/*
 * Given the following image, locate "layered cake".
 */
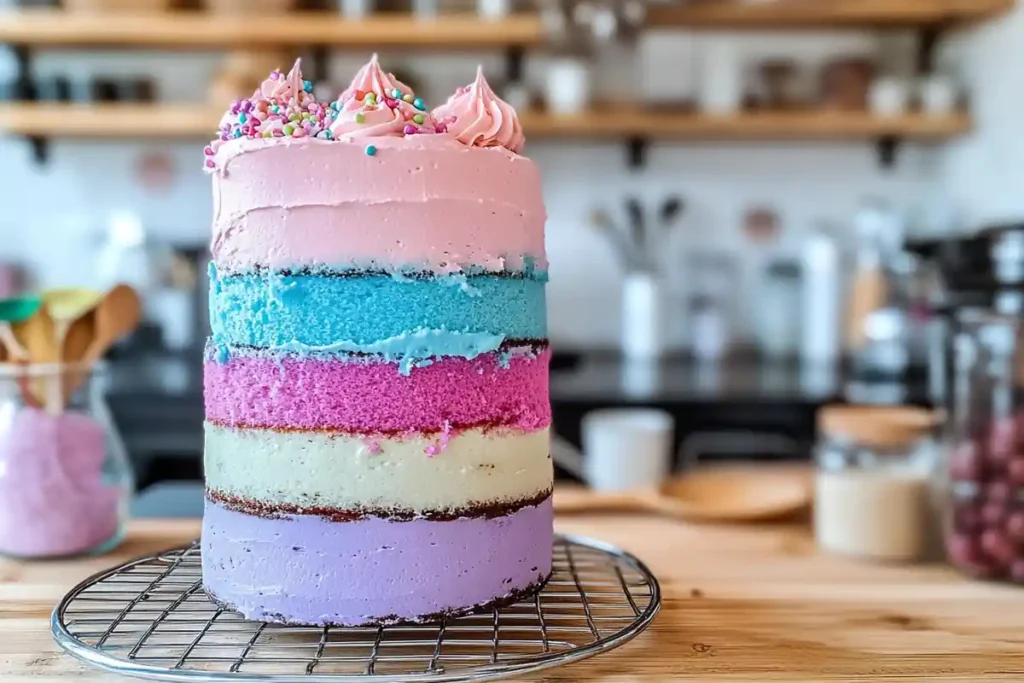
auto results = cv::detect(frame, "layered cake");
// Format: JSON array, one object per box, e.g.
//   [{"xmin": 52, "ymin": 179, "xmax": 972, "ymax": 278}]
[{"xmin": 201, "ymin": 56, "xmax": 552, "ymax": 626}]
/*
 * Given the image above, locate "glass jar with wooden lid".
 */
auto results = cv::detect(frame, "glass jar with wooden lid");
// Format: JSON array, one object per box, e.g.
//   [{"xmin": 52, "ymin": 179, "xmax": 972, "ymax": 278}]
[{"xmin": 815, "ymin": 405, "xmax": 940, "ymax": 562}]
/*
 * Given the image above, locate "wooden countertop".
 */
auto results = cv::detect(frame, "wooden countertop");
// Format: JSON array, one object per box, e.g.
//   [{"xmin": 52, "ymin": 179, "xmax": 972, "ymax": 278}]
[{"xmin": 4, "ymin": 508, "xmax": 1024, "ymax": 681}]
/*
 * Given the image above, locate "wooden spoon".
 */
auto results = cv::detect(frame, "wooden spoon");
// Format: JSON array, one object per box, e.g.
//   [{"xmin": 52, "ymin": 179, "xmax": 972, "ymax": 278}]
[
  {"xmin": 82, "ymin": 284, "xmax": 141, "ymax": 363},
  {"xmin": 43, "ymin": 287, "xmax": 104, "ymax": 358},
  {"xmin": 60, "ymin": 285, "xmax": 142, "ymax": 402},
  {"xmin": 11, "ymin": 305, "xmax": 60, "ymax": 412},
  {"xmin": 61, "ymin": 310, "xmax": 97, "ymax": 405},
  {"xmin": 554, "ymin": 465, "xmax": 813, "ymax": 522}
]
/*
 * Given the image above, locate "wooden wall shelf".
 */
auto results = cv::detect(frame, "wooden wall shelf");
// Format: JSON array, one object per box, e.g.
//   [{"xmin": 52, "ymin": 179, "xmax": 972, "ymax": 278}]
[
  {"xmin": 0, "ymin": 10, "xmax": 545, "ymax": 49},
  {"xmin": 0, "ymin": 1, "xmax": 1013, "ymax": 49},
  {"xmin": 0, "ymin": 103, "xmax": 973, "ymax": 142},
  {"xmin": 647, "ymin": 0, "xmax": 1013, "ymax": 29}
]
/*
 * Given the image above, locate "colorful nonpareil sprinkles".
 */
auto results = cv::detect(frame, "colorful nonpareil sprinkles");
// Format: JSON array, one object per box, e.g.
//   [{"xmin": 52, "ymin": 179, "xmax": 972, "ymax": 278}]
[
  {"xmin": 206, "ymin": 60, "xmax": 338, "ymax": 168},
  {"xmin": 206, "ymin": 56, "xmax": 468, "ymax": 171}
]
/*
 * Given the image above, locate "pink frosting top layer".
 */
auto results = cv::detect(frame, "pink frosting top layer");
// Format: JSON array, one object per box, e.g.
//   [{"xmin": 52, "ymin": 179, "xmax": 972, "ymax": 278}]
[
  {"xmin": 211, "ymin": 136, "xmax": 547, "ymax": 274},
  {"xmin": 204, "ymin": 348, "xmax": 551, "ymax": 434}
]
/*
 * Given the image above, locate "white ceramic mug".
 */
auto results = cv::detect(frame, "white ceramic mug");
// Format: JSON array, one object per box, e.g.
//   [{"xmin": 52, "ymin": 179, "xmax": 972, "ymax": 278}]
[
  {"xmin": 918, "ymin": 75, "xmax": 958, "ymax": 116},
  {"xmin": 554, "ymin": 409, "xmax": 674, "ymax": 491},
  {"xmin": 546, "ymin": 58, "xmax": 590, "ymax": 115},
  {"xmin": 698, "ymin": 36, "xmax": 743, "ymax": 116},
  {"xmin": 868, "ymin": 77, "xmax": 909, "ymax": 116}
]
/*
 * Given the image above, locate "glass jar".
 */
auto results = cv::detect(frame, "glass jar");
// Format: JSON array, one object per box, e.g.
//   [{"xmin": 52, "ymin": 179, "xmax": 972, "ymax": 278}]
[
  {"xmin": 946, "ymin": 310, "xmax": 1024, "ymax": 582},
  {"xmin": 814, "ymin": 405, "xmax": 939, "ymax": 562},
  {"xmin": 0, "ymin": 362, "xmax": 132, "ymax": 558}
]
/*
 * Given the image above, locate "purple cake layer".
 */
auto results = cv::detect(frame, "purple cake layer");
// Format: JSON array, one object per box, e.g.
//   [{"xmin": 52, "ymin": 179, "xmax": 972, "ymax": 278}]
[
  {"xmin": 204, "ymin": 347, "xmax": 551, "ymax": 433},
  {"xmin": 201, "ymin": 495, "xmax": 553, "ymax": 626}
]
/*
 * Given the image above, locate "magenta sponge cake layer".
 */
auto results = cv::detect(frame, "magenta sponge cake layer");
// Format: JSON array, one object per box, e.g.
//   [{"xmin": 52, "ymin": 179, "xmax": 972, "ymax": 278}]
[
  {"xmin": 202, "ymin": 495, "xmax": 553, "ymax": 626},
  {"xmin": 204, "ymin": 346, "xmax": 550, "ymax": 433}
]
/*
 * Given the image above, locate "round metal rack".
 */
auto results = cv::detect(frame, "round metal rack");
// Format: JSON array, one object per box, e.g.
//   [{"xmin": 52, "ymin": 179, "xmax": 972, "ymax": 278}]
[{"xmin": 52, "ymin": 534, "xmax": 661, "ymax": 682}]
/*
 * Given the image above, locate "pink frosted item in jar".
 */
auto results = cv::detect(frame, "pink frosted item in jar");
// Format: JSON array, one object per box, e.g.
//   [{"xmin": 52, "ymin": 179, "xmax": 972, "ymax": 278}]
[{"xmin": 0, "ymin": 408, "xmax": 123, "ymax": 557}]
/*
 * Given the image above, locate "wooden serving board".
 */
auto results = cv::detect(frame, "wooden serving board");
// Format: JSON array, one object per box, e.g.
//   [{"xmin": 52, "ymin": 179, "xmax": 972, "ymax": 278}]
[{"xmin": 3, "ymin": 499, "xmax": 1024, "ymax": 681}]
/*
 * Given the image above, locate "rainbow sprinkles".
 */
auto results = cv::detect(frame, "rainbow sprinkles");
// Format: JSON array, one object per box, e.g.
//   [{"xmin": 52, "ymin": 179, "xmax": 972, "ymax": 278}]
[{"xmin": 205, "ymin": 55, "xmax": 523, "ymax": 171}]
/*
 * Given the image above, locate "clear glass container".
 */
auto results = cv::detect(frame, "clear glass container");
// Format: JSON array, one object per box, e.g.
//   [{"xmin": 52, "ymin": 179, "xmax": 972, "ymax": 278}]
[
  {"xmin": 814, "ymin": 405, "xmax": 938, "ymax": 562},
  {"xmin": 946, "ymin": 310, "xmax": 1024, "ymax": 582},
  {"xmin": 0, "ymin": 362, "xmax": 132, "ymax": 558}
]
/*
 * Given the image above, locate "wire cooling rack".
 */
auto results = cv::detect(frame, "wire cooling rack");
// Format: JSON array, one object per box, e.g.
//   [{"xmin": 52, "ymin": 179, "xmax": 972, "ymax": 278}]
[{"xmin": 52, "ymin": 534, "xmax": 660, "ymax": 682}]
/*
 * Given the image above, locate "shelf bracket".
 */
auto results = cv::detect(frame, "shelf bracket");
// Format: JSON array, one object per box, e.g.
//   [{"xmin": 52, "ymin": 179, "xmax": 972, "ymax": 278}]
[
  {"xmin": 917, "ymin": 26, "xmax": 940, "ymax": 75},
  {"xmin": 876, "ymin": 136, "xmax": 899, "ymax": 169},
  {"xmin": 309, "ymin": 46, "xmax": 329, "ymax": 84},
  {"xmin": 627, "ymin": 137, "xmax": 648, "ymax": 170},
  {"xmin": 28, "ymin": 137, "xmax": 50, "ymax": 165},
  {"xmin": 504, "ymin": 46, "xmax": 525, "ymax": 86},
  {"xmin": 12, "ymin": 45, "xmax": 50, "ymax": 165}
]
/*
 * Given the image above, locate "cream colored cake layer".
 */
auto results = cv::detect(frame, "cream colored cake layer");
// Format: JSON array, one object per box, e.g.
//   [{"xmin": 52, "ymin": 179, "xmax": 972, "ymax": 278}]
[{"xmin": 204, "ymin": 424, "xmax": 552, "ymax": 512}]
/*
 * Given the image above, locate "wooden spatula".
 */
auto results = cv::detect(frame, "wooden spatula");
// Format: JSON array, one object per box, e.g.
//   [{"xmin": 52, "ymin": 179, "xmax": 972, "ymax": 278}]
[
  {"xmin": 11, "ymin": 305, "xmax": 60, "ymax": 412},
  {"xmin": 83, "ymin": 284, "xmax": 141, "ymax": 363}
]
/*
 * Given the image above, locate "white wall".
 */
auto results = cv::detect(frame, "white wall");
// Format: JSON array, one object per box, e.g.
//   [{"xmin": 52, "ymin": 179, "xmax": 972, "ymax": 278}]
[
  {"xmin": 938, "ymin": 1, "xmax": 1024, "ymax": 227},
  {"xmin": 0, "ymin": 28, "xmax": 967, "ymax": 349}
]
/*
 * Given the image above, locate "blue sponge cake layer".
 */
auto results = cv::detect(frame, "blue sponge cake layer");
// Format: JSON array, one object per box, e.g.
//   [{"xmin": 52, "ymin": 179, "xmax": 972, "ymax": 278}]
[{"xmin": 209, "ymin": 266, "xmax": 547, "ymax": 352}]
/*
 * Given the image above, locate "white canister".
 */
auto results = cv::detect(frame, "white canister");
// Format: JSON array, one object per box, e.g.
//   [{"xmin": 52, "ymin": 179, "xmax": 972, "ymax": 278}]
[
  {"xmin": 868, "ymin": 77, "xmax": 910, "ymax": 116},
  {"xmin": 411, "ymin": 0, "xmax": 438, "ymax": 20},
  {"xmin": 697, "ymin": 36, "xmax": 743, "ymax": 116},
  {"xmin": 340, "ymin": 0, "xmax": 373, "ymax": 19},
  {"xmin": 918, "ymin": 75, "xmax": 958, "ymax": 116},
  {"xmin": 477, "ymin": 0, "xmax": 510, "ymax": 21},
  {"xmin": 545, "ymin": 58, "xmax": 590, "ymax": 115},
  {"xmin": 581, "ymin": 409, "xmax": 674, "ymax": 491},
  {"xmin": 622, "ymin": 273, "xmax": 664, "ymax": 360}
]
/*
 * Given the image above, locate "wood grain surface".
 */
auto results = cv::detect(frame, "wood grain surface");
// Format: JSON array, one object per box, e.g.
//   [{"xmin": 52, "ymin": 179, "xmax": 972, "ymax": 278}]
[{"xmin": 3, "ymin": 504, "xmax": 1024, "ymax": 682}]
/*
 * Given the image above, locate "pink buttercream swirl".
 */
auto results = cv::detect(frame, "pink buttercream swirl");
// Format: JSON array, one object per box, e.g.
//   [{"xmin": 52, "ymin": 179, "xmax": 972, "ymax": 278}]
[
  {"xmin": 205, "ymin": 58, "xmax": 336, "ymax": 171},
  {"xmin": 330, "ymin": 54, "xmax": 440, "ymax": 140},
  {"xmin": 432, "ymin": 66, "xmax": 525, "ymax": 154}
]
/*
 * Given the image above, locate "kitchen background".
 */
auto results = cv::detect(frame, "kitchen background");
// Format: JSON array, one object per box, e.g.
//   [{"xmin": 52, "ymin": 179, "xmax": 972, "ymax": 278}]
[{"xmin": 0, "ymin": 0, "xmax": 1022, "ymax": 539}]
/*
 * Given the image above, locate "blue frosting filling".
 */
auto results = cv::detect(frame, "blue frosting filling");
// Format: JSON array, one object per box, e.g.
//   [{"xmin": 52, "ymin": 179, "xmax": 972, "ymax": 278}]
[{"xmin": 209, "ymin": 265, "xmax": 546, "ymax": 362}]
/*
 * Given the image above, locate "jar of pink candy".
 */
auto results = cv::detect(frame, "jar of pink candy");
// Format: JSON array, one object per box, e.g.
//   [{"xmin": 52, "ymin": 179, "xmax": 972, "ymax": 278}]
[
  {"xmin": 946, "ymin": 309, "xmax": 1024, "ymax": 582},
  {"xmin": 0, "ymin": 362, "xmax": 132, "ymax": 558}
]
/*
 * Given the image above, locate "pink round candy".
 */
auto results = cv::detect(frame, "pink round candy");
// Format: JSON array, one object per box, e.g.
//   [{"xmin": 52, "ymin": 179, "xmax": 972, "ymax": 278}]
[
  {"xmin": 981, "ymin": 529, "xmax": 1015, "ymax": 566},
  {"xmin": 1006, "ymin": 511, "xmax": 1024, "ymax": 543},
  {"xmin": 988, "ymin": 481, "xmax": 1013, "ymax": 504},
  {"xmin": 203, "ymin": 146, "xmax": 213, "ymax": 156},
  {"xmin": 954, "ymin": 503, "xmax": 983, "ymax": 533},
  {"xmin": 292, "ymin": 127, "xmax": 306, "ymax": 138},
  {"xmin": 947, "ymin": 533, "xmax": 982, "ymax": 567},
  {"xmin": 989, "ymin": 419, "xmax": 1016, "ymax": 462},
  {"xmin": 205, "ymin": 159, "xmax": 215, "ymax": 168},
  {"xmin": 981, "ymin": 501, "xmax": 1008, "ymax": 527},
  {"xmin": 950, "ymin": 443, "xmax": 983, "ymax": 482},
  {"xmin": 1008, "ymin": 458, "xmax": 1024, "ymax": 486},
  {"xmin": 403, "ymin": 124, "xmax": 417, "ymax": 135}
]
